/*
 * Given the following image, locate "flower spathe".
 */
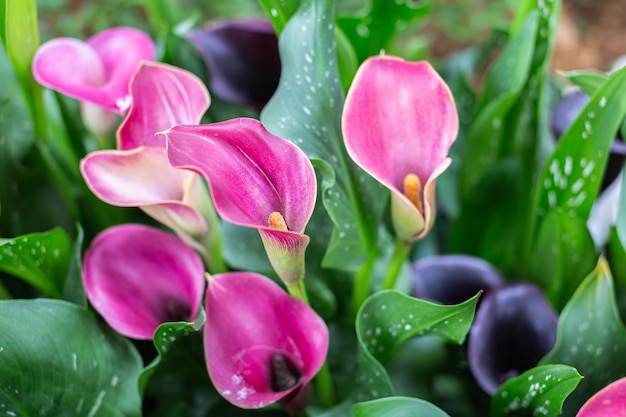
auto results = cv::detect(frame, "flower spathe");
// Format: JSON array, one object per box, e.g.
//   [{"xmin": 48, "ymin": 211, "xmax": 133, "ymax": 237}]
[
  {"xmin": 82, "ymin": 224, "xmax": 205, "ymax": 340},
  {"xmin": 165, "ymin": 118, "xmax": 317, "ymax": 285},
  {"xmin": 32, "ymin": 27, "xmax": 156, "ymax": 113},
  {"xmin": 342, "ymin": 55, "xmax": 459, "ymax": 241},
  {"xmin": 81, "ymin": 62, "xmax": 212, "ymax": 245},
  {"xmin": 204, "ymin": 272, "xmax": 328, "ymax": 412},
  {"xmin": 577, "ymin": 376, "xmax": 626, "ymax": 417}
]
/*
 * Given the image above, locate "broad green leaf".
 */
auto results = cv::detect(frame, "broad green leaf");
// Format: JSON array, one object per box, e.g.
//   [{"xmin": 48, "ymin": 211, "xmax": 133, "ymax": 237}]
[
  {"xmin": 532, "ymin": 66, "xmax": 626, "ymax": 237},
  {"xmin": 352, "ymin": 290, "xmax": 478, "ymax": 402},
  {"xmin": 529, "ymin": 209, "xmax": 597, "ymax": 311},
  {"xmin": 5, "ymin": 0, "xmax": 45, "ymax": 139},
  {"xmin": 459, "ymin": 12, "xmax": 537, "ymax": 196},
  {"xmin": 354, "ymin": 396, "xmax": 450, "ymax": 417},
  {"xmin": 0, "ymin": 299, "xmax": 142, "ymax": 416},
  {"xmin": 257, "ymin": 0, "xmax": 300, "ymax": 35},
  {"xmin": 560, "ymin": 70, "xmax": 608, "ymax": 96},
  {"xmin": 0, "ymin": 228, "xmax": 71, "ymax": 297},
  {"xmin": 491, "ymin": 365, "xmax": 582, "ymax": 417},
  {"xmin": 221, "ymin": 221, "xmax": 274, "ymax": 273},
  {"xmin": 261, "ymin": 0, "xmax": 386, "ymax": 271},
  {"xmin": 140, "ymin": 322, "xmax": 219, "ymax": 414},
  {"xmin": 540, "ymin": 258, "xmax": 626, "ymax": 415}
]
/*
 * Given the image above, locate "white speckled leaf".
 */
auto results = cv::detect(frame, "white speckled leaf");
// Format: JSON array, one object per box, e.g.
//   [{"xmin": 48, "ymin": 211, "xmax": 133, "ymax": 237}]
[
  {"xmin": 491, "ymin": 365, "xmax": 582, "ymax": 417},
  {"xmin": 352, "ymin": 290, "xmax": 478, "ymax": 402},
  {"xmin": 540, "ymin": 258, "xmax": 626, "ymax": 415}
]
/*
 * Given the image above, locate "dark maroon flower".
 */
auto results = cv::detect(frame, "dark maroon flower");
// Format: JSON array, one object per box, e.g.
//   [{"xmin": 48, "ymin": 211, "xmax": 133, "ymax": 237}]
[
  {"xmin": 187, "ymin": 19, "xmax": 281, "ymax": 110},
  {"xmin": 468, "ymin": 282, "xmax": 558, "ymax": 395},
  {"xmin": 411, "ymin": 254, "xmax": 503, "ymax": 305}
]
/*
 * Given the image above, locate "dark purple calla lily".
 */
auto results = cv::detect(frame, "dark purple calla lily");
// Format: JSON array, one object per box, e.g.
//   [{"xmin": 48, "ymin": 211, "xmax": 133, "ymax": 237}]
[
  {"xmin": 577, "ymin": 376, "xmax": 626, "ymax": 416},
  {"xmin": 187, "ymin": 19, "xmax": 280, "ymax": 110},
  {"xmin": 551, "ymin": 90, "xmax": 626, "ymax": 190},
  {"xmin": 83, "ymin": 224, "xmax": 206, "ymax": 340},
  {"xmin": 411, "ymin": 254, "xmax": 503, "ymax": 305},
  {"xmin": 468, "ymin": 283, "xmax": 558, "ymax": 395},
  {"xmin": 204, "ymin": 272, "xmax": 328, "ymax": 413}
]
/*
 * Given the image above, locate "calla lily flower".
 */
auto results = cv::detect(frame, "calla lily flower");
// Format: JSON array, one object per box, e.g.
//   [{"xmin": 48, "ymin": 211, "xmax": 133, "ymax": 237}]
[
  {"xmin": 83, "ymin": 224, "xmax": 205, "ymax": 340},
  {"xmin": 342, "ymin": 55, "xmax": 459, "ymax": 241},
  {"xmin": 187, "ymin": 19, "xmax": 281, "ymax": 110},
  {"xmin": 577, "ymin": 376, "xmax": 626, "ymax": 417},
  {"xmin": 81, "ymin": 62, "xmax": 212, "ymax": 249},
  {"xmin": 204, "ymin": 272, "xmax": 328, "ymax": 413},
  {"xmin": 411, "ymin": 254, "xmax": 503, "ymax": 305},
  {"xmin": 32, "ymin": 27, "xmax": 155, "ymax": 113},
  {"xmin": 468, "ymin": 283, "xmax": 558, "ymax": 395},
  {"xmin": 165, "ymin": 117, "xmax": 317, "ymax": 285}
]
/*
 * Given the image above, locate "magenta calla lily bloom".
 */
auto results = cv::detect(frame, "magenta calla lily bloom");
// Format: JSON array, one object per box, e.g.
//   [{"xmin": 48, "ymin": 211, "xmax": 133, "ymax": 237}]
[
  {"xmin": 342, "ymin": 55, "xmax": 459, "ymax": 241},
  {"xmin": 204, "ymin": 272, "xmax": 328, "ymax": 412},
  {"xmin": 577, "ymin": 377, "xmax": 626, "ymax": 416},
  {"xmin": 83, "ymin": 224, "xmax": 205, "ymax": 340},
  {"xmin": 32, "ymin": 27, "xmax": 155, "ymax": 113},
  {"xmin": 165, "ymin": 117, "xmax": 317, "ymax": 285},
  {"xmin": 81, "ymin": 62, "xmax": 212, "ymax": 247}
]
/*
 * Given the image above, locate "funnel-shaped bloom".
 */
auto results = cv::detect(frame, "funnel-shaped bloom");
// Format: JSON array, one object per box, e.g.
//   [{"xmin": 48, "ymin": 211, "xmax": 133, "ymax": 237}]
[
  {"xmin": 411, "ymin": 254, "xmax": 503, "ymax": 305},
  {"xmin": 81, "ymin": 62, "xmax": 212, "ymax": 247},
  {"xmin": 187, "ymin": 19, "xmax": 280, "ymax": 110},
  {"xmin": 468, "ymin": 283, "xmax": 558, "ymax": 395},
  {"xmin": 342, "ymin": 56, "xmax": 458, "ymax": 241},
  {"xmin": 577, "ymin": 376, "xmax": 626, "ymax": 417},
  {"xmin": 83, "ymin": 224, "xmax": 205, "ymax": 340},
  {"xmin": 165, "ymin": 118, "xmax": 317, "ymax": 285},
  {"xmin": 204, "ymin": 272, "xmax": 328, "ymax": 412},
  {"xmin": 32, "ymin": 27, "xmax": 155, "ymax": 113}
]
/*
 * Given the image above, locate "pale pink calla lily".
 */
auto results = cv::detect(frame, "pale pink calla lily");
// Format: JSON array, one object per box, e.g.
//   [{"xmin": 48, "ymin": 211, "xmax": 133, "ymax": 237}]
[
  {"xmin": 342, "ymin": 55, "xmax": 458, "ymax": 241},
  {"xmin": 81, "ymin": 62, "xmax": 212, "ymax": 249},
  {"xmin": 32, "ymin": 27, "xmax": 155, "ymax": 113},
  {"xmin": 204, "ymin": 272, "xmax": 328, "ymax": 412},
  {"xmin": 165, "ymin": 118, "xmax": 317, "ymax": 285},
  {"xmin": 83, "ymin": 224, "xmax": 205, "ymax": 340}
]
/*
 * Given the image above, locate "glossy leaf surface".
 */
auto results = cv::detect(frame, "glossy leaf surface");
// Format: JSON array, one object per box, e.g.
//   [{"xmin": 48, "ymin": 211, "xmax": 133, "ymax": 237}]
[
  {"xmin": 0, "ymin": 299, "xmax": 142, "ymax": 416},
  {"xmin": 354, "ymin": 396, "xmax": 450, "ymax": 417}
]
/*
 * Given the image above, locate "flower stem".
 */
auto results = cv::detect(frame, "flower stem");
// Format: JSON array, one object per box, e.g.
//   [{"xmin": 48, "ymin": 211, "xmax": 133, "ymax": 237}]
[
  {"xmin": 351, "ymin": 254, "xmax": 377, "ymax": 317},
  {"xmin": 380, "ymin": 239, "xmax": 413, "ymax": 290},
  {"xmin": 286, "ymin": 280, "xmax": 309, "ymax": 305}
]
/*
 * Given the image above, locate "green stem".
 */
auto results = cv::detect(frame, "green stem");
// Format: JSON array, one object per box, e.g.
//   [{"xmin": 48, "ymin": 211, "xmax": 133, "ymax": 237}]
[
  {"xmin": 380, "ymin": 239, "xmax": 413, "ymax": 291},
  {"xmin": 286, "ymin": 280, "xmax": 309, "ymax": 305},
  {"xmin": 351, "ymin": 253, "xmax": 376, "ymax": 318}
]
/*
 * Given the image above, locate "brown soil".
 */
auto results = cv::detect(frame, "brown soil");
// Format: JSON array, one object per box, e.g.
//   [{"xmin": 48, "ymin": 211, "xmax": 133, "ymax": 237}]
[{"xmin": 552, "ymin": 0, "xmax": 626, "ymax": 72}]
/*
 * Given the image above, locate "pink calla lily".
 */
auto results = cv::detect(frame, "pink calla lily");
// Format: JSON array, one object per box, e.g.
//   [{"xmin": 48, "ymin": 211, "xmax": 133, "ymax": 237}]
[
  {"xmin": 83, "ymin": 224, "xmax": 205, "ymax": 340},
  {"xmin": 32, "ymin": 27, "xmax": 155, "ymax": 113},
  {"xmin": 577, "ymin": 376, "xmax": 626, "ymax": 416},
  {"xmin": 204, "ymin": 272, "xmax": 328, "ymax": 412},
  {"xmin": 81, "ymin": 62, "xmax": 212, "ymax": 247},
  {"xmin": 165, "ymin": 117, "xmax": 317, "ymax": 285},
  {"xmin": 342, "ymin": 55, "xmax": 459, "ymax": 241}
]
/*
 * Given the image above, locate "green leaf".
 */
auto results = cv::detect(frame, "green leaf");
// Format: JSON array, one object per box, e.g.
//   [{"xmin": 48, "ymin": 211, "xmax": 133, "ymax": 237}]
[
  {"xmin": 560, "ymin": 70, "xmax": 608, "ymax": 96},
  {"xmin": 257, "ymin": 0, "xmax": 300, "ymax": 35},
  {"xmin": 0, "ymin": 228, "xmax": 71, "ymax": 297},
  {"xmin": 0, "ymin": 299, "xmax": 142, "ymax": 416},
  {"xmin": 529, "ymin": 209, "xmax": 597, "ymax": 311},
  {"xmin": 140, "ymin": 322, "xmax": 219, "ymax": 414},
  {"xmin": 532, "ymin": 66, "xmax": 626, "ymax": 234},
  {"xmin": 540, "ymin": 258, "xmax": 626, "ymax": 414},
  {"xmin": 5, "ymin": 0, "xmax": 45, "ymax": 139},
  {"xmin": 352, "ymin": 290, "xmax": 479, "ymax": 402},
  {"xmin": 459, "ymin": 12, "xmax": 538, "ymax": 196},
  {"xmin": 261, "ymin": 0, "xmax": 386, "ymax": 271},
  {"xmin": 491, "ymin": 365, "xmax": 582, "ymax": 417},
  {"xmin": 337, "ymin": 0, "xmax": 431, "ymax": 62},
  {"xmin": 354, "ymin": 396, "xmax": 450, "ymax": 417}
]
